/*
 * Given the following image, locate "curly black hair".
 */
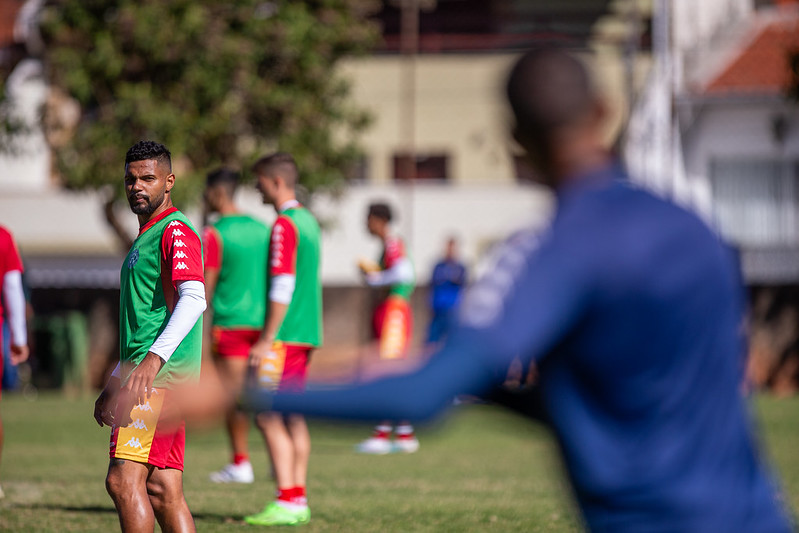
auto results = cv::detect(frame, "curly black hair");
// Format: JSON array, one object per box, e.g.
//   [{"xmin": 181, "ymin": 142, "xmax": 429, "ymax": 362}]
[{"xmin": 125, "ymin": 140, "xmax": 172, "ymax": 171}]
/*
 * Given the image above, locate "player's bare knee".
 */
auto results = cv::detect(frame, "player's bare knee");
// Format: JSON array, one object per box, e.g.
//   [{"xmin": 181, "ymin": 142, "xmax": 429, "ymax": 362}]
[
  {"xmin": 255, "ymin": 411, "xmax": 277, "ymax": 431},
  {"xmin": 146, "ymin": 479, "xmax": 173, "ymax": 510},
  {"xmin": 105, "ymin": 466, "xmax": 134, "ymax": 501}
]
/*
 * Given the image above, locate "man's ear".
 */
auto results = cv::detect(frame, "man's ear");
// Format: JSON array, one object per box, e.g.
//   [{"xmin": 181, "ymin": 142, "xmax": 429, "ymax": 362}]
[{"xmin": 165, "ymin": 173, "xmax": 176, "ymax": 193}]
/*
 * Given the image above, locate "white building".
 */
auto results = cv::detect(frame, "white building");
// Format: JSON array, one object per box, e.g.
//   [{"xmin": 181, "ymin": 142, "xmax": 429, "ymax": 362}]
[{"xmin": 626, "ymin": 0, "xmax": 799, "ymax": 282}]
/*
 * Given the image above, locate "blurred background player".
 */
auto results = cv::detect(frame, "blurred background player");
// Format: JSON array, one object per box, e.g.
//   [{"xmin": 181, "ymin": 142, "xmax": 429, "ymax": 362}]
[
  {"xmin": 426, "ymin": 237, "xmax": 467, "ymax": 345},
  {"xmin": 261, "ymin": 48, "xmax": 794, "ymax": 532},
  {"xmin": 245, "ymin": 153, "xmax": 322, "ymax": 526},
  {"xmin": 93, "ymin": 140, "xmax": 205, "ymax": 533},
  {"xmin": 203, "ymin": 168, "xmax": 270, "ymax": 484},
  {"xmin": 356, "ymin": 203, "xmax": 418, "ymax": 455},
  {"xmin": 0, "ymin": 225, "xmax": 29, "ymax": 499}
]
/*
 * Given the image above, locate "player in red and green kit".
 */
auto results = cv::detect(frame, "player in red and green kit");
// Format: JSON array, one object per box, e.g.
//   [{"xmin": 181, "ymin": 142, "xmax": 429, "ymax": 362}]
[
  {"xmin": 93, "ymin": 141, "xmax": 206, "ymax": 533},
  {"xmin": 203, "ymin": 168, "xmax": 270, "ymax": 484},
  {"xmin": 245, "ymin": 152, "xmax": 322, "ymax": 527},
  {"xmin": 356, "ymin": 202, "xmax": 419, "ymax": 455},
  {"xmin": 0, "ymin": 225, "xmax": 29, "ymax": 500}
]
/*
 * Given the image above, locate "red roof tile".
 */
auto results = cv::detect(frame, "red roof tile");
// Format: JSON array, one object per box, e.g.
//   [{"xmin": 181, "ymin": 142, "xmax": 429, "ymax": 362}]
[{"xmin": 706, "ymin": 16, "xmax": 799, "ymax": 95}]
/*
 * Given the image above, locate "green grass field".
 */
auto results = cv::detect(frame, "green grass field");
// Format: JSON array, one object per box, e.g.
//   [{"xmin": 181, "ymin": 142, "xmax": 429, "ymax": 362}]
[{"xmin": 0, "ymin": 393, "xmax": 796, "ymax": 532}]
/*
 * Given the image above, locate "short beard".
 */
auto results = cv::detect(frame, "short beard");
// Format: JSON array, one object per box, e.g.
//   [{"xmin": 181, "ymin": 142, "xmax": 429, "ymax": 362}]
[{"xmin": 129, "ymin": 190, "xmax": 165, "ymax": 216}]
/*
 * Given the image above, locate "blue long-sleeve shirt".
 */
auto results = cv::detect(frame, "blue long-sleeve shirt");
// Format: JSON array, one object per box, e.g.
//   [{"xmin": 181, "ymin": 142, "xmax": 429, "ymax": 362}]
[
  {"xmin": 430, "ymin": 259, "xmax": 467, "ymax": 312},
  {"xmin": 272, "ymin": 163, "xmax": 792, "ymax": 532}
]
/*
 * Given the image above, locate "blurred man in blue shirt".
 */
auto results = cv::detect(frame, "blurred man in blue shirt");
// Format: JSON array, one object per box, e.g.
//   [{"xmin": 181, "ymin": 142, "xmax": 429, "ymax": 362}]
[
  {"xmin": 427, "ymin": 237, "xmax": 467, "ymax": 344},
  {"xmin": 250, "ymin": 47, "xmax": 795, "ymax": 532}
]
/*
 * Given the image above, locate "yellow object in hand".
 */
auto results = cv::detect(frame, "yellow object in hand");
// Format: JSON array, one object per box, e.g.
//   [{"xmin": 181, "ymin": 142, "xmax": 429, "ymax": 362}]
[{"xmin": 358, "ymin": 258, "xmax": 381, "ymax": 273}]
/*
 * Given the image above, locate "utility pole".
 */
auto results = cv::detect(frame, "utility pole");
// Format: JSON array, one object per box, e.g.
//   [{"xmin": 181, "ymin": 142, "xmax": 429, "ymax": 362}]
[{"xmin": 399, "ymin": 0, "xmax": 419, "ymax": 182}]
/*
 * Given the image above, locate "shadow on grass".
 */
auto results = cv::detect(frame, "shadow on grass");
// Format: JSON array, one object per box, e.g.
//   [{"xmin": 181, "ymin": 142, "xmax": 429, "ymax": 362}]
[{"xmin": 15, "ymin": 503, "xmax": 245, "ymax": 524}]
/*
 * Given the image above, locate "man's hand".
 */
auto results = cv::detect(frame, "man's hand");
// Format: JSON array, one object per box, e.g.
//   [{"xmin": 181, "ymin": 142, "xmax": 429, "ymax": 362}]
[
  {"xmin": 358, "ymin": 258, "xmax": 380, "ymax": 274},
  {"xmin": 248, "ymin": 338, "xmax": 274, "ymax": 370},
  {"xmin": 118, "ymin": 352, "xmax": 164, "ymax": 422},
  {"xmin": 9, "ymin": 344, "xmax": 29, "ymax": 365},
  {"xmin": 93, "ymin": 377, "xmax": 121, "ymax": 427},
  {"xmin": 113, "ymin": 352, "xmax": 163, "ymax": 427}
]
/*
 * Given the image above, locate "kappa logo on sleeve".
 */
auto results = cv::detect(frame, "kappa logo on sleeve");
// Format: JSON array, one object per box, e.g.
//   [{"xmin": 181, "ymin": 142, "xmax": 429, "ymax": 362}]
[
  {"xmin": 174, "ymin": 239, "xmax": 186, "ymax": 248},
  {"xmin": 175, "ymin": 262, "xmax": 189, "ymax": 270},
  {"xmin": 172, "ymin": 228, "xmax": 185, "ymax": 237},
  {"xmin": 459, "ymin": 228, "xmax": 542, "ymax": 329},
  {"xmin": 168, "ymin": 221, "xmax": 182, "ymax": 227},
  {"xmin": 174, "ymin": 250, "xmax": 187, "ymax": 259}
]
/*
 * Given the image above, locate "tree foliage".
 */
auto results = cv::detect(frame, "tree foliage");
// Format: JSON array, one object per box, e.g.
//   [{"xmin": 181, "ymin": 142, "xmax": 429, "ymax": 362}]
[{"xmin": 38, "ymin": 0, "xmax": 379, "ymax": 205}]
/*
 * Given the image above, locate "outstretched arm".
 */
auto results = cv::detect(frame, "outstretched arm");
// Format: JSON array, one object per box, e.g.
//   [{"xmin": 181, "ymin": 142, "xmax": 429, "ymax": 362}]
[
  {"xmin": 268, "ymin": 337, "xmax": 500, "ymax": 422},
  {"xmin": 266, "ymin": 226, "xmax": 591, "ymax": 423}
]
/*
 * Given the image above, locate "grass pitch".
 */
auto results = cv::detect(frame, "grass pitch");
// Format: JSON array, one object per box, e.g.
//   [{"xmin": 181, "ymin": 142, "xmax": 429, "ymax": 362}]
[{"xmin": 0, "ymin": 392, "xmax": 796, "ymax": 532}]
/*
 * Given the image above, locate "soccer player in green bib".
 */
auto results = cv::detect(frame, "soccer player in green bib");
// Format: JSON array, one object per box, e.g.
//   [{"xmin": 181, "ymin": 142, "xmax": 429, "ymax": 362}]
[
  {"xmin": 245, "ymin": 152, "xmax": 322, "ymax": 526},
  {"xmin": 93, "ymin": 141, "xmax": 206, "ymax": 533},
  {"xmin": 202, "ymin": 168, "xmax": 271, "ymax": 484}
]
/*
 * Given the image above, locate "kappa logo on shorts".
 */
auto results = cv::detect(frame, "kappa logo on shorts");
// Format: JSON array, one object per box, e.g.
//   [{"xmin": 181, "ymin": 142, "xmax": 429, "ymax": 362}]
[
  {"xmin": 129, "ymin": 418, "xmax": 148, "ymax": 431},
  {"xmin": 133, "ymin": 401, "xmax": 154, "ymax": 413},
  {"xmin": 128, "ymin": 248, "xmax": 140, "ymax": 269},
  {"xmin": 123, "ymin": 437, "xmax": 143, "ymax": 449}
]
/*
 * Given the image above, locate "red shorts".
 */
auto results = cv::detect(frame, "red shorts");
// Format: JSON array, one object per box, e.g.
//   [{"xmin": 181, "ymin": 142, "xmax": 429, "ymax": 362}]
[
  {"xmin": 256, "ymin": 341, "xmax": 312, "ymax": 393},
  {"xmin": 373, "ymin": 296, "xmax": 413, "ymax": 360},
  {"xmin": 212, "ymin": 327, "xmax": 261, "ymax": 358},
  {"xmin": 109, "ymin": 387, "xmax": 185, "ymax": 470}
]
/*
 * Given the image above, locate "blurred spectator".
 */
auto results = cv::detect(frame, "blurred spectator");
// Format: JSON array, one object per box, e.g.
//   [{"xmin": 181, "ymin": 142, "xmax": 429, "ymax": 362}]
[{"xmin": 427, "ymin": 237, "xmax": 467, "ymax": 345}]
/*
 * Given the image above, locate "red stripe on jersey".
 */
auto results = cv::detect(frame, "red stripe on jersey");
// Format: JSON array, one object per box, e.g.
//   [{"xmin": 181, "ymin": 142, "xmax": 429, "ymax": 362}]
[
  {"xmin": 138, "ymin": 207, "xmax": 179, "ymax": 236},
  {"xmin": 269, "ymin": 216, "xmax": 298, "ymax": 276},
  {"xmin": 160, "ymin": 220, "xmax": 204, "ymax": 311},
  {"xmin": 202, "ymin": 226, "xmax": 222, "ymax": 269},
  {"xmin": 383, "ymin": 236, "xmax": 406, "ymax": 269}
]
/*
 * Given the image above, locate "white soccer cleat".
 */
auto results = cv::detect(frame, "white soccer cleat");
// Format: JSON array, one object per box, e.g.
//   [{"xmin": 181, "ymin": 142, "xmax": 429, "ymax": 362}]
[
  {"xmin": 209, "ymin": 461, "xmax": 254, "ymax": 483},
  {"xmin": 356, "ymin": 437, "xmax": 393, "ymax": 455},
  {"xmin": 393, "ymin": 438, "xmax": 420, "ymax": 454}
]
